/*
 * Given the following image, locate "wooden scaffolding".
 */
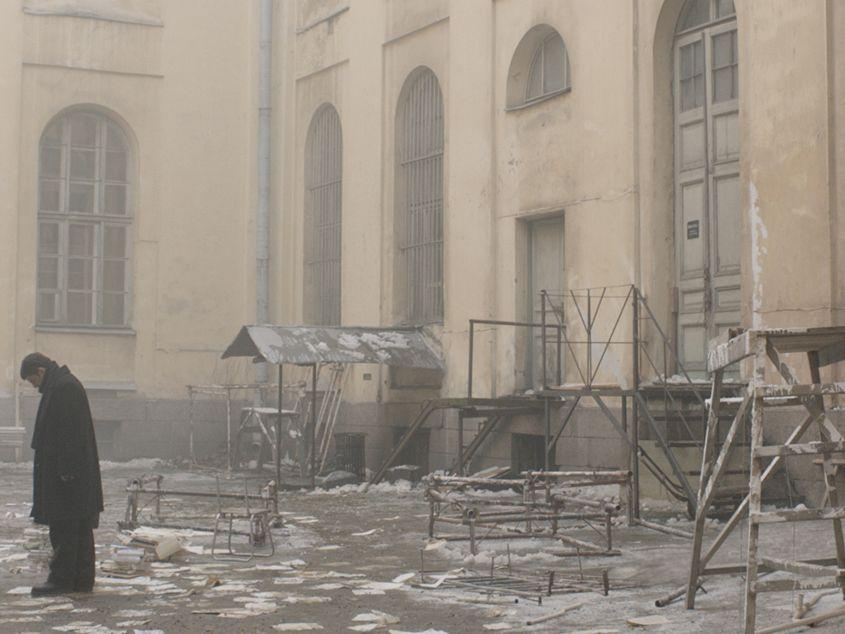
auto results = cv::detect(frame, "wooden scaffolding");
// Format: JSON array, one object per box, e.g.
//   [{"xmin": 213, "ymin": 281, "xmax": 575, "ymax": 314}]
[{"xmin": 685, "ymin": 327, "xmax": 845, "ymax": 633}]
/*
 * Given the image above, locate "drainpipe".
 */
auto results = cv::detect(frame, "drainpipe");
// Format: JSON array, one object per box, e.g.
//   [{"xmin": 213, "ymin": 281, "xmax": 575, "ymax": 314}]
[{"xmin": 256, "ymin": 0, "xmax": 273, "ymax": 387}]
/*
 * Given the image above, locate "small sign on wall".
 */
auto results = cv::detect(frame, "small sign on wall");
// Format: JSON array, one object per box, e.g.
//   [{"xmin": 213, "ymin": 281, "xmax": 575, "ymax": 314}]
[{"xmin": 687, "ymin": 220, "xmax": 700, "ymax": 240}]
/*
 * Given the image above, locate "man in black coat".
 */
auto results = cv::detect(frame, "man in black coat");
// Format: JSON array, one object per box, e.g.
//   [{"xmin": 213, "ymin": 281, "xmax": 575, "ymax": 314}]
[{"xmin": 20, "ymin": 353, "xmax": 104, "ymax": 596}]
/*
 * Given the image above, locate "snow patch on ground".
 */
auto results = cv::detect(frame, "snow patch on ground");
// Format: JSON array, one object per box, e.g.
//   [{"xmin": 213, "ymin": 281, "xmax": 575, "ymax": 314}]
[
  {"xmin": 308, "ymin": 480, "xmax": 416, "ymax": 496},
  {"xmin": 100, "ymin": 458, "xmax": 165, "ymax": 470}
]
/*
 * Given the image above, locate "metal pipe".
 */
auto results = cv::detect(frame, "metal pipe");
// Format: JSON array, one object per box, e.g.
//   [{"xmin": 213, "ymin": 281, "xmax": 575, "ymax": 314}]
[
  {"xmin": 586, "ymin": 289, "xmax": 592, "ymax": 387},
  {"xmin": 276, "ymin": 364, "xmax": 283, "ymax": 495},
  {"xmin": 467, "ymin": 320, "xmax": 475, "ymax": 398},
  {"xmin": 457, "ymin": 410, "xmax": 464, "ymax": 477},
  {"xmin": 311, "ymin": 363, "xmax": 317, "ymax": 487},
  {"xmin": 631, "ymin": 286, "xmax": 641, "ymax": 519},
  {"xmin": 541, "ymin": 291, "xmax": 548, "ymax": 389},
  {"xmin": 188, "ymin": 388, "xmax": 195, "ymax": 465},
  {"xmin": 544, "ymin": 396, "xmax": 551, "ymax": 471},
  {"xmin": 255, "ymin": 0, "xmax": 273, "ymax": 386},
  {"xmin": 470, "ymin": 318, "xmax": 560, "ymax": 329},
  {"xmin": 556, "ymin": 324, "xmax": 562, "ymax": 386},
  {"xmin": 126, "ymin": 487, "xmax": 272, "ymax": 502},
  {"xmin": 225, "ymin": 388, "xmax": 232, "ymax": 473}
]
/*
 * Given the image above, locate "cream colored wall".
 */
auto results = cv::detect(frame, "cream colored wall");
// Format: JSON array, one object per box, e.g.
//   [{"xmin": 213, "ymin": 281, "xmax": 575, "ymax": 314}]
[
  {"xmin": 833, "ymin": 0, "xmax": 845, "ymax": 341},
  {"xmin": 4, "ymin": 0, "xmax": 843, "ymax": 432},
  {"xmin": 3, "ymin": 0, "xmax": 259, "ymax": 403},
  {"xmin": 493, "ymin": 0, "xmax": 637, "ymax": 395},
  {"xmin": 278, "ymin": 0, "xmax": 843, "ymax": 404},
  {"xmin": 739, "ymin": 0, "xmax": 833, "ymax": 331},
  {"xmin": 0, "ymin": 2, "xmax": 24, "ymax": 401}
]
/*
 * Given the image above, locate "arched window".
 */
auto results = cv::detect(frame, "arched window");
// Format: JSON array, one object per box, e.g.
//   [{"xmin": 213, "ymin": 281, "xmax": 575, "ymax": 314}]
[
  {"xmin": 304, "ymin": 104, "xmax": 343, "ymax": 326},
  {"xmin": 678, "ymin": 0, "xmax": 735, "ymax": 32},
  {"xmin": 397, "ymin": 68, "xmax": 444, "ymax": 324},
  {"xmin": 526, "ymin": 32, "xmax": 569, "ymax": 102},
  {"xmin": 37, "ymin": 110, "xmax": 132, "ymax": 327},
  {"xmin": 673, "ymin": 0, "xmax": 739, "ymax": 373},
  {"xmin": 507, "ymin": 25, "xmax": 570, "ymax": 109}
]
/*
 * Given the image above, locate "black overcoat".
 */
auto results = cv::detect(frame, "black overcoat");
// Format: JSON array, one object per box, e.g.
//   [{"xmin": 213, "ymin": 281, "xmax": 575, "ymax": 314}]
[{"xmin": 31, "ymin": 363, "xmax": 104, "ymax": 527}]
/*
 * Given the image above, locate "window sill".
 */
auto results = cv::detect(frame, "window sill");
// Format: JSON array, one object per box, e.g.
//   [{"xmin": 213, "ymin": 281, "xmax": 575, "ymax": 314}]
[
  {"xmin": 505, "ymin": 87, "xmax": 571, "ymax": 112},
  {"xmin": 35, "ymin": 324, "xmax": 136, "ymax": 337}
]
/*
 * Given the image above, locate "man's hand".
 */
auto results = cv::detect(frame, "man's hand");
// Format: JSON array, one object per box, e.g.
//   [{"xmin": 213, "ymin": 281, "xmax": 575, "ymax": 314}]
[{"xmin": 59, "ymin": 474, "xmax": 76, "ymax": 483}]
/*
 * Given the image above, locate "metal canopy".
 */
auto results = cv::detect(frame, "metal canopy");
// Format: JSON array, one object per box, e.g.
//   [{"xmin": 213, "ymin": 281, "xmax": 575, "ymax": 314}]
[{"xmin": 221, "ymin": 325, "xmax": 444, "ymax": 370}]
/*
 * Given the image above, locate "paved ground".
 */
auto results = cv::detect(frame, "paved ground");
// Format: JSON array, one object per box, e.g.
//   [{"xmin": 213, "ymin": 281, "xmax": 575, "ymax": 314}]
[{"xmin": 1, "ymin": 460, "xmax": 844, "ymax": 633}]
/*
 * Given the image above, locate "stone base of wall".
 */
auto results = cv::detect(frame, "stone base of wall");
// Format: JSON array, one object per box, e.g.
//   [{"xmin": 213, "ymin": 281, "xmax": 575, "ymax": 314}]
[
  {"xmin": 0, "ymin": 392, "xmax": 240, "ymax": 463},
  {"xmin": 3, "ymin": 391, "xmax": 840, "ymax": 508}
]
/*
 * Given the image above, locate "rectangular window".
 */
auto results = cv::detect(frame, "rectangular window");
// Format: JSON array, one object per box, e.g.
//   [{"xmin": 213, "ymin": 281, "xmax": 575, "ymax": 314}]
[
  {"xmin": 680, "ymin": 40, "xmax": 705, "ymax": 112},
  {"xmin": 712, "ymin": 30, "xmax": 738, "ymax": 103},
  {"xmin": 37, "ymin": 112, "xmax": 132, "ymax": 328}
]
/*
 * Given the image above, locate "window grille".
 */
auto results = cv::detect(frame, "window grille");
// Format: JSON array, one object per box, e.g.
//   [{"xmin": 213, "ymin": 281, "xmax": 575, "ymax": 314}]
[
  {"xmin": 37, "ymin": 111, "xmax": 131, "ymax": 327},
  {"xmin": 398, "ymin": 69, "xmax": 444, "ymax": 324},
  {"xmin": 304, "ymin": 105, "xmax": 342, "ymax": 325}
]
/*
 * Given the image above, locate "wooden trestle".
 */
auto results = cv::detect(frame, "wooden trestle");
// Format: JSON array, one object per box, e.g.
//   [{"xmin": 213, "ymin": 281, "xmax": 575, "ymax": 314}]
[{"xmin": 684, "ymin": 327, "xmax": 845, "ymax": 633}]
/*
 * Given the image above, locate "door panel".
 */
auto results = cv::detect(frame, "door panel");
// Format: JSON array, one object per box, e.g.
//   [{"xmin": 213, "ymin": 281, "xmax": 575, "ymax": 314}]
[
  {"xmin": 674, "ymin": 15, "xmax": 740, "ymax": 375},
  {"xmin": 713, "ymin": 174, "xmax": 740, "ymax": 272},
  {"xmin": 680, "ymin": 121, "xmax": 706, "ymax": 168},
  {"xmin": 713, "ymin": 112, "xmax": 739, "ymax": 161},
  {"xmin": 680, "ymin": 180, "xmax": 706, "ymax": 276},
  {"xmin": 528, "ymin": 216, "xmax": 565, "ymax": 389}
]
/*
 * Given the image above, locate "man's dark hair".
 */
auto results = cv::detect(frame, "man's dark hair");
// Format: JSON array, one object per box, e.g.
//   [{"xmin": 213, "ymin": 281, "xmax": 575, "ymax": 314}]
[{"xmin": 20, "ymin": 352, "xmax": 52, "ymax": 380}]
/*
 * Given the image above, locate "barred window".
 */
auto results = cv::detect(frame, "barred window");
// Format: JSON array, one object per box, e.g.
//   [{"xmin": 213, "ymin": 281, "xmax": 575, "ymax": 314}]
[
  {"xmin": 303, "ymin": 104, "xmax": 343, "ymax": 326},
  {"xmin": 398, "ymin": 68, "xmax": 444, "ymax": 324},
  {"xmin": 37, "ymin": 111, "xmax": 132, "ymax": 327}
]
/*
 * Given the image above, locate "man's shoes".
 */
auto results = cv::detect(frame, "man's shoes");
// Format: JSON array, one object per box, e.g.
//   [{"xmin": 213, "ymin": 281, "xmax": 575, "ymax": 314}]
[{"xmin": 31, "ymin": 581, "xmax": 73, "ymax": 596}]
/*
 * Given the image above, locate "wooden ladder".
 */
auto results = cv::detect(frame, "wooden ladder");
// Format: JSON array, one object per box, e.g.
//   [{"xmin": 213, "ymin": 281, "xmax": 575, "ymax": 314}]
[{"xmin": 684, "ymin": 328, "xmax": 845, "ymax": 633}]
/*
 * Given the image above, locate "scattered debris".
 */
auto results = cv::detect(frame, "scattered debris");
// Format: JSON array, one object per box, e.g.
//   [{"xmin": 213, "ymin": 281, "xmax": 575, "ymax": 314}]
[
  {"xmin": 425, "ymin": 472, "xmax": 626, "ymax": 556},
  {"xmin": 351, "ymin": 529, "xmax": 381, "ymax": 537},
  {"xmin": 626, "ymin": 615, "xmax": 670, "ymax": 627},
  {"xmin": 525, "ymin": 600, "xmax": 587, "ymax": 625}
]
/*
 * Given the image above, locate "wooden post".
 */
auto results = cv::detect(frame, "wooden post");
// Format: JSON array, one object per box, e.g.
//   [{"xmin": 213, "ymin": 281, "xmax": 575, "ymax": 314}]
[
  {"xmin": 743, "ymin": 334, "xmax": 765, "ymax": 634},
  {"xmin": 809, "ymin": 351, "xmax": 845, "ymax": 599},
  {"xmin": 686, "ymin": 369, "xmax": 723, "ymax": 608}
]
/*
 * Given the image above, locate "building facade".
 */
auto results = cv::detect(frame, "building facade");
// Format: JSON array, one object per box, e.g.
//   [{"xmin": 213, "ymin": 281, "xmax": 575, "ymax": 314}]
[{"xmin": 2, "ymin": 1, "xmax": 843, "ymax": 495}]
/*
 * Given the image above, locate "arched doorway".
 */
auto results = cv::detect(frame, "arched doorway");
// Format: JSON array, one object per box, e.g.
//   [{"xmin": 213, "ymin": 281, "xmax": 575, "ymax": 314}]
[{"xmin": 673, "ymin": 0, "xmax": 740, "ymax": 374}]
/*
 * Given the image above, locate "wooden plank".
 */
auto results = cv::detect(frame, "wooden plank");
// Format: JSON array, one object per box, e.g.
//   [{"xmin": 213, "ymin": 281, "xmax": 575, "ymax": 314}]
[
  {"xmin": 752, "ymin": 577, "xmax": 841, "ymax": 593},
  {"xmin": 751, "ymin": 506, "xmax": 845, "ymax": 524},
  {"xmin": 686, "ymin": 369, "xmax": 724, "ymax": 608},
  {"xmin": 526, "ymin": 470, "xmax": 630, "ymax": 479},
  {"xmin": 700, "ymin": 393, "xmax": 751, "ymax": 511},
  {"xmin": 754, "ymin": 441, "xmax": 845, "ymax": 458},
  {"xmin": 766, "ymin": 342, "xmax": 844, "ymax": 443},
  {"xmin": 756, "ymin": 383, "xmax": 845, "ymax": 398},
  {"xmin": 817, "ymin": 341, "xmax": 845, "ymax": 367},
  {"xmin": 756, "ymin": 605, "xmax": 845, "ymax": 634},
  {"xmin": 708, "ymin": 330, "xmax": 753, "ymax": 372},
  {"xmin": 698, "ymin": 558, "xmax": 840, "ymax": 577},
  {"xmin": 758, "ymin": 557, "xmax": 839, "ymax": 578},
  {"xmin": 698, "ymin": 413, "xmax": 815, "ymax": 570}
]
